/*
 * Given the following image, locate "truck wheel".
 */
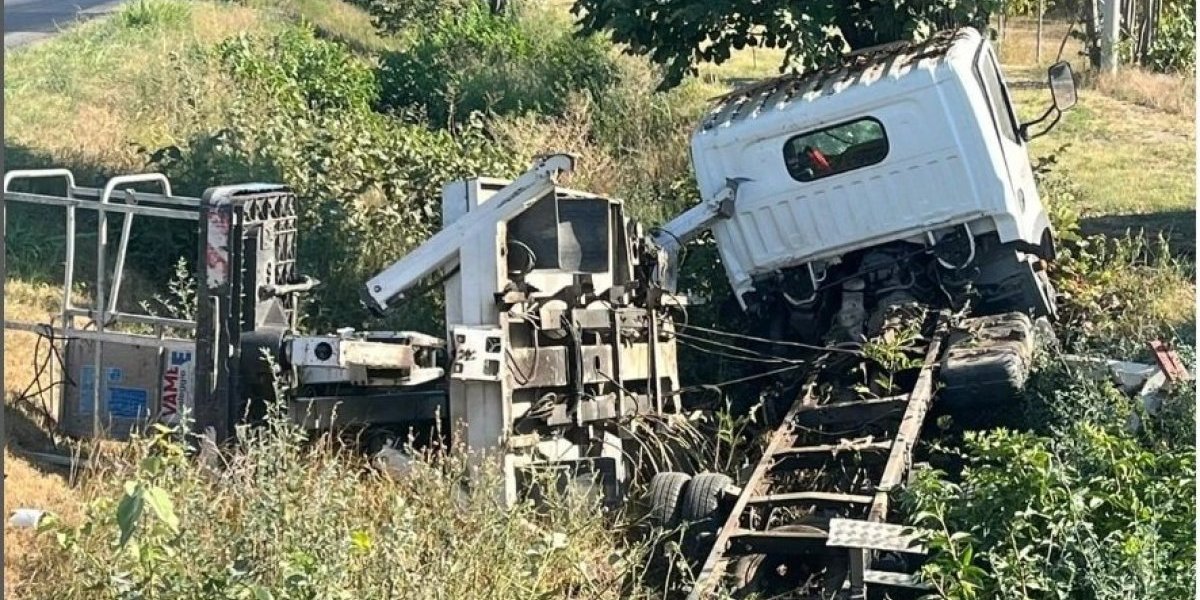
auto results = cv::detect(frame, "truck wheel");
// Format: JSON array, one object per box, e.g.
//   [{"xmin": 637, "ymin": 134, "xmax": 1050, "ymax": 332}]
[
  {"xmin": 730, "ymin": 554, "xmax": 769, "ymax": 598},
  {"xmin": 728, "ymin": 528, "xmax": 816, "ymax": 597},
  {"xmin": 680, "ymin": 472, "xmax": 734, "ymax": 558},
  {"xmin": 647, "ymin": 472, "xmax": 691, "ymax": 528},
  {"xmin": 680, "ymin": 472, "xmax": 734, "ymax": 523}
]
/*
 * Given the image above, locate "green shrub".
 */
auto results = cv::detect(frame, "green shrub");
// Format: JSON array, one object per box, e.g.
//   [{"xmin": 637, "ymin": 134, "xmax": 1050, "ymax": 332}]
[
  {"xmin": 352, "ymin": 0, "xmax": 475, "ymax": 34},
  {"xmin": 148, "ymin": 26, "xmax": 523, "ymax": 330},
  {"xmin": 1039, "ymin": 170, "xmax": 1194, "ymax": 356},
  {"xmin": 907, "ymin": 421, "xmax": 1195, "ymax": 599},
  {"xmin": 217, "ymin": 25, "xmax": 380, "ymax": 112},
  {"xmin": 1145, "ymin": 0, "xmax": 1196, "ymax": 73},
  {"xmin": 907, "ymin": 358, "xmax": 1196, "ymax": 599},
  {"xmin": 375, "ymin": 4, "xmax": 619, "ymax": 127},
  {"xmin": 118, "ymin": 0, "xmax": 192, "ymax": 30}
]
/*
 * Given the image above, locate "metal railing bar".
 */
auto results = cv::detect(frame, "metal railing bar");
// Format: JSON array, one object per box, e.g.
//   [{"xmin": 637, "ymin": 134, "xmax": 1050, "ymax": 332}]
[{"xmin": 3, "ymin": 191, "xmax": 200, "ymax": 220}]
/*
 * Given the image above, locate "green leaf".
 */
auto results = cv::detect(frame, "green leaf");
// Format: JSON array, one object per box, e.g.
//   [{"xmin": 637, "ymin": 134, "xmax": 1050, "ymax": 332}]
[
  {"xmin": 142, "ymin": 485, "xmax": 180, "ymax": 533},
  {"xmin": 350, "ymin": 530, "xmax": 372, "ymax": 552},
  {"xmin": 116, "ymin": 484, "xmax": 145, "ymax": 548}
]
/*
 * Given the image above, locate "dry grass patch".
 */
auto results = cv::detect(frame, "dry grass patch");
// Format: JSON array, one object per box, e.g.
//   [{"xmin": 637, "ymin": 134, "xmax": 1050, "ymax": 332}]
[
  {"xmin": 4, "ymin": 281, "xmax": 80, "ymax": 599},
  {"xmin": 4, "ymin": 452, "xmax": 82, "ymax": 599},
  {"xmin": 1085, "ymin": 68, "xmax": 1196, "ymax": 116},
  {"xmin": 4, "ymin": 1, "xmax": 256, "ymax": 176}
]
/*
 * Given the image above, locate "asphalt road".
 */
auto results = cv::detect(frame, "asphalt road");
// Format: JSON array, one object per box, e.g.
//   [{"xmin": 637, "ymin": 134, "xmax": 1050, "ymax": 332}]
[{"xmin": 5, "ymin": 0, "xmax": 122, "ymax": 47}]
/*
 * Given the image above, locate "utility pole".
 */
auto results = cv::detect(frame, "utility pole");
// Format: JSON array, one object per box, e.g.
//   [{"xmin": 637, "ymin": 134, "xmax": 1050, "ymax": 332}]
[{"xmin": 1101, "ymin": 0, "xmax": 1121, "ymax": 72}]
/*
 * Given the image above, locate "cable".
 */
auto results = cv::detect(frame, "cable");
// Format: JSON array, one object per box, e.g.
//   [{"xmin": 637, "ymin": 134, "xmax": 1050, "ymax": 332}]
[
  {"xmin": 676, "ymin": 322, "xmax": 864, "ymax": 355},
  {"xmin": 666, "ymin": 362, "xmax": 811, "ymax": 398},
  {"xmin": 672, "ymin": 331, "xmax": 806, "ymax": 365},
  {"xmin": 507, "ymin": 240, "xmax": 538, "ymax": 275},
  {"xmin": 662, "ymin": 290, "xmax": 690, "ymax": 329},
  {"xmin": 15, "ymin": 322, "xmax": 69, "ymax": 444},
  {"xmin": 677, "ymin": 339, "xmax": 803, "ymax": 366},
  {"xmin": 392, "ymin": 265, "xmax": 462, "ymax": 307}
]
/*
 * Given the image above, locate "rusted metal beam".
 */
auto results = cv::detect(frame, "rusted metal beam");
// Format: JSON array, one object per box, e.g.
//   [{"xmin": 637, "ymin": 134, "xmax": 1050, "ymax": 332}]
[
  {"xmin": 794, "ymin": 395, "xmax": 907, "ymax": 427},
  {"xmin": 686, "ymin": 369, "xmax": 822, "ymax": 599},
  {"xmin": 727, "ymin": 526, "xmax": 829, "ymax": 555},
  {"xmin": 867, "ymin": 312, "xmax": 948, "ymax": 523},
  {"xmin": 745, "ymin": 491, "xmax": 874, "ymax": 508},
  {"xmin": 1149, "ymin": 340, "xmax": 1191, "ymax": 383},
  {"xmin": 769, "ymin": 439, "xmax": 892, "ymax": 471}
]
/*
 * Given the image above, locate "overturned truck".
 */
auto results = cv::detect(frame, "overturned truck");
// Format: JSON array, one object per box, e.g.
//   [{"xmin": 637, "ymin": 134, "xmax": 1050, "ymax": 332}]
[{"xmin": 5, "ymin": 27, "xmax": 1077, "ymax": 598}]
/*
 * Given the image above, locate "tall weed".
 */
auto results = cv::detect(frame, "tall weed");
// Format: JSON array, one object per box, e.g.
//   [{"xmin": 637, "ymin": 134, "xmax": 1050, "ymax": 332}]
[{"xmin": 25, "ymin": 410, "xmax": 657, "ymax": 599}]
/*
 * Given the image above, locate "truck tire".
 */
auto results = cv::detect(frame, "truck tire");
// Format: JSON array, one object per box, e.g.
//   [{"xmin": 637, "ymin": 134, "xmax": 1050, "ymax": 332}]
[
  {"xmin": 680, "ymin": 472, "xmax": 734, "ymax": 523},
  {"xmin": 680, "ymin": 472, "xmax": 734, "ymax": 559},
  {"xmin": 647, "ymin": 472, "xmax": 691, "ymax": 528},
  {"xmin": 728, "ymin": 526, "xmax": 822, "ymax": 597},
  {"xmin": 730, "ymin": 554, "xmax": 770, "ymax": 598}
]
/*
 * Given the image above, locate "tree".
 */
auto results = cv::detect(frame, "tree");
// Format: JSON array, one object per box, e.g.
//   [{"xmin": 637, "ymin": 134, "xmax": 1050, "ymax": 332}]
[{"xmin": 572, "ymin": 0, "xmax": 1000, "ymax": 89}]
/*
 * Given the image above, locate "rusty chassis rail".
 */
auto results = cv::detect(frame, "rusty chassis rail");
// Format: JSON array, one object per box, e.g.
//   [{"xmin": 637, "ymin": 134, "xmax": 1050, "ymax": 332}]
[{"xmin": 688, "ymin": 310, "xmax": 950, "ymax": 599}]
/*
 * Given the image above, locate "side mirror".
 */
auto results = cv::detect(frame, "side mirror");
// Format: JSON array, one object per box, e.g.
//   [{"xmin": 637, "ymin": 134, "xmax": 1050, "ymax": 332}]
[
  {"xmin": 1048, "ymin": 61, "xmax": 1077, "ymax": 111},
  {"xmin": 1020, "ymin": 61, "xmax": 1077, "ymax": 141}
]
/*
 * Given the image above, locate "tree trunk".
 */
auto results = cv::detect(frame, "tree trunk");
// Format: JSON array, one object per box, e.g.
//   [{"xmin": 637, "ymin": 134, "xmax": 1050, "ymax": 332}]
[{"xmin": 1085, "ymin": 0, "xmax": 1104, "ymax": 67}]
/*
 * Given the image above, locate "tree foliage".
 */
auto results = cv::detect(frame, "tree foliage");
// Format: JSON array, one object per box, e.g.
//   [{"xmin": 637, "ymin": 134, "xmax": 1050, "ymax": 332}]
[{"xmin": 571, "ymin": 0, "xmax": 1000, "ymax": 89}]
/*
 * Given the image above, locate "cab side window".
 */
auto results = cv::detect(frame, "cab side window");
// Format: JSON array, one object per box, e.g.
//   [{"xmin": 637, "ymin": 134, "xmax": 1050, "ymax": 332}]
[
  {"xmin": 784, "ymin": 118, "xmax": 889, "ymax": 182},
  {"xmin": 978, "ymin": 50, "xmax": 1021, "ymax": 144}
]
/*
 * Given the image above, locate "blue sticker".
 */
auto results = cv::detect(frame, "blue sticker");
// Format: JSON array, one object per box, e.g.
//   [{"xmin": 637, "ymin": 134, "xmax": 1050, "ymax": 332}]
[
  {"xmin": 108, "ymin": 388, "xmax": 148, "ymax": 419},
  {"xmin": 79, "ymin": 366, "xmax": 95, "ymax": 415},
  {"xmin": 77, "ymin": 367, "xmax": 147, "ymax": 419}
]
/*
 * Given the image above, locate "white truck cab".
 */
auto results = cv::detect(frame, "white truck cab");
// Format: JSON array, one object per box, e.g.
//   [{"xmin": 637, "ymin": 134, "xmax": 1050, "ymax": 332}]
[{"xmin": 661, "ymin": 28, "xmax": 1077, "ymax": 342}]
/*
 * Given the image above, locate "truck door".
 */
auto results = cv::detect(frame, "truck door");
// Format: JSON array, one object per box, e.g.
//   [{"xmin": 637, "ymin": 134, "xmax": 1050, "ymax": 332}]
[{"xmin": 975, "ymin": 45, "xmax": 1038, "ymax": 219}]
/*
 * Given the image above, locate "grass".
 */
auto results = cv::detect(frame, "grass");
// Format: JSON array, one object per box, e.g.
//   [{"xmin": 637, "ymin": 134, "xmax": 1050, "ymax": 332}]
[
  {"xmin": 3, "ymin": 1, "xmax": 262, "ymax": 176},
  {"xmin": 247, "ymin": 0, "xmax": 400, "ymax": 53},
  {"xmin": 1086, "ymin": 68, "xmax": 1196, "ymax": 116},
  {"xmin": 998, "ymin": 17, "xmax": 1195, "ymax": 218},
  {"xmin": 1011, "ymin": 82, "xmax": 1196, "ymax": 216},
  {"xmin": 3, "ymin": 281, "xmax": 75, "ymax": 597}
]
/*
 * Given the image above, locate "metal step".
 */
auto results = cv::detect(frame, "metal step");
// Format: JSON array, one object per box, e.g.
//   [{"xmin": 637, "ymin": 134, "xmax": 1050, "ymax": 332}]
[
  {"xmin": 826, "ymin": 518, "xmax": 928, "ymax": 554},
  {"xmin": 745, "ymin": 491, "xmax": 874, "ymax": 508},
  {"xmin": 864, "ymin": 569, "xmax": 932, "ymax": 590}
]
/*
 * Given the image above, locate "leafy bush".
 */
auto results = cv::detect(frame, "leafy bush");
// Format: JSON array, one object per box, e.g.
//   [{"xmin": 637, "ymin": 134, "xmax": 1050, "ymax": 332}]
[
  {"xmin": 375, "ymin": 4, "xmax": 619, "ymax": 127},
  {"xmin": 27, "ymin": 411, "xmax": 655, "ymax": 599},
  {"xmin": 905, "ymin": 164, "xmax": 1197, "ymax": 599},
  {"xmin": 217, "ymin": 25, "xmax": 380, "ymax": 112},
  {"xmin": 1145, "ymin": 0, "xmax": 1196, "ymax": 73},
  {"xmin": 1039, "ymin": 170, "xmax": 1194, "ymax": 356},
  {"xmin": 118, "ymin": 0, "xmax": 192, "ymax": 30},
  {"xmin": 148, "ymin": 26, "xmax": 523, "ymax": 330},
  {"xmin": 908, "ymin": 352, "xmax": 1196, "ymax": 599},
  {"xmin": 351, "ymin": 0, "xmax": 475, "ymax": 34}
]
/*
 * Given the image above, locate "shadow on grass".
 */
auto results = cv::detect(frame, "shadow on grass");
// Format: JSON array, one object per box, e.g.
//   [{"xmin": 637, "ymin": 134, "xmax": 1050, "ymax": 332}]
[{"xmin": 1080, "ymin": 209, "xmax": 1197, "ymax": 259}]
